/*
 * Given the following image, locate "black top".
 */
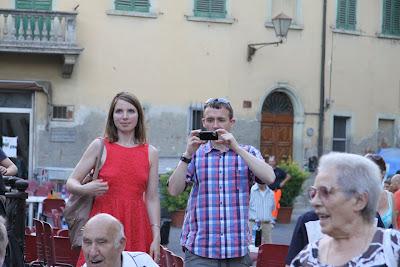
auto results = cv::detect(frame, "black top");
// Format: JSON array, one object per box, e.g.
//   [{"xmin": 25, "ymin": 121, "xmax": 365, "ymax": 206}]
[
  {"xmin": 268, "ymin": 167, "xmax": 287, "ymax": 190},
  {"xmin": 285, "ymin": 210, "xmax": 385, "ymax": 265}
]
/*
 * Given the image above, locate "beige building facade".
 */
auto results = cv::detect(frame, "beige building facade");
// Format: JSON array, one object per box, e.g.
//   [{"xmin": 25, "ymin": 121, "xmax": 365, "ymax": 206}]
[{"xmin": 0, "ymin": 0, "xmax": 399, "ymax": 180}]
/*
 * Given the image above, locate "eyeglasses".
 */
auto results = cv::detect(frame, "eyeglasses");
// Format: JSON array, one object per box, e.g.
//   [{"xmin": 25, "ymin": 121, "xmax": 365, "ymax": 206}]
[
  {"xmin": 307, "ymin": 185, "xmax": 341, "ymax": 201},
  {"xmin": 204, "ymin": 98, "xmax": 231, "ymax": 105}
]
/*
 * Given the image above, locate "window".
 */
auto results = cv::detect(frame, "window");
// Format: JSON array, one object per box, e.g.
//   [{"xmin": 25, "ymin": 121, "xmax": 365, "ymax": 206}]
[
  {"xmin": 332, "ymin": 116, "xmax": 349, "ymax": 152},
  {"xmin": 378, "ymin": 119, "xmax": 395, "ymax": 148},
  {"xmin": 189, "ymin": 106, "xmax": 204, "ymax": 131},
  {"xmin": 336, "ymin": 0, "xmax": 357, "ymax": 31},
  {"xmin": 382, "ymin": 0, "xmax": 400, "ymax": 36},
  {"xmin": 194, "ymin": 0, "xmax": 226, "ymax": 19},
  {"xmin": 115, "ymin": 0, "xmax": 150, "ymax": 12},
  {"xmin": 52, "ymin": 106, "xmax": 74, "ymax": 121}
]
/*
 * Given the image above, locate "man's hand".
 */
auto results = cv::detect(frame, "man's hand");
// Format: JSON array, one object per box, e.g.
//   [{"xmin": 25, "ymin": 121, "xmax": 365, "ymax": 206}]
[
  {"xmin": 215, "ymin": 129, "xmax": 240, "ymax": 152},
  {"xmin": 184, "ymin": 130, "xmax": 205, "ymax": 157}
]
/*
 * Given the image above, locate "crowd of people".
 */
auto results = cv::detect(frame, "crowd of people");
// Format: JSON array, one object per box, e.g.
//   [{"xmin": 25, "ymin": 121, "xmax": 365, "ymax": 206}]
[{"xmin": 1, "ymin": 92, "xmax": 400, "ymax": 266}]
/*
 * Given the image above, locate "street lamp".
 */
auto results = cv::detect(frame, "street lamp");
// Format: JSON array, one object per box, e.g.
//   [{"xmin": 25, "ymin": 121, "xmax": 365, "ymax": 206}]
[{"xmin": 247, "ymin": 13, "xmax": 292, "ymax": 62}]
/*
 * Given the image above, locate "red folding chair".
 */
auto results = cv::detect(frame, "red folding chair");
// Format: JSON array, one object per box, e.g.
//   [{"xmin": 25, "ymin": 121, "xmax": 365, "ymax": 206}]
[
  {"xmin": 41, "ymin": 198, "xmax": 66, "ymax": 228},
  {"xmin": 53, "ymin": 236, "xmax": 80, "ymax": 266},
  {"xmin": 32, "ymin": 219, "xmax": 46, "ymax": 266},
  {"xmin": 256, "ymin": 243, "xmax": 289, "ymax": 267},
  {"xmin": 42, "ymin": 221, "xmax": 72, "ymax": 267},
  {"xmin": 24, "ymin": 234, "xmax": 37, "ymax": 263},
  {"xmin": 56, "ymin": 229, "xmax": 69, "ymax": 237}
]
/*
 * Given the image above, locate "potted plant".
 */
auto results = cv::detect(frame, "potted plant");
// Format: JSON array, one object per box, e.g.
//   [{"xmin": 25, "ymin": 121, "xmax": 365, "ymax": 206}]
[
  {"xmin": 159, "ymin": 171, "xmax": 192, "ymax": 227},
  {"xmin": 276, "ymin": 161, "xmax": 309, "ymax": 223}
]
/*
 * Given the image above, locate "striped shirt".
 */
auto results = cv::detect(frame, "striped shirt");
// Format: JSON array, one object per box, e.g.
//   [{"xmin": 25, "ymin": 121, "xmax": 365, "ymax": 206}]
[
  {"xmin": 180, "ymin": 141, "xmax": 263, "ymax": 259},
  {"xmin": 249, "ymin": 184, "xmax": 275, "ymax": 222}
]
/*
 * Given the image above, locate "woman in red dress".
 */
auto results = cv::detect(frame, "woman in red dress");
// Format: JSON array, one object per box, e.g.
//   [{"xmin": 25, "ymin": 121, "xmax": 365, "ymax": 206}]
[{"xmin": 66, "ymin": 92, "xmax": 160, "ymax": 265}]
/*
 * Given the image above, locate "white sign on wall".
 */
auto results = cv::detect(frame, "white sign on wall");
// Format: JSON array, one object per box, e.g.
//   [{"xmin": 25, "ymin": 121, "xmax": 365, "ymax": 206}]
[{"xmin": 2, "ymin": 136, "xmax": 18, "ymax": 158}]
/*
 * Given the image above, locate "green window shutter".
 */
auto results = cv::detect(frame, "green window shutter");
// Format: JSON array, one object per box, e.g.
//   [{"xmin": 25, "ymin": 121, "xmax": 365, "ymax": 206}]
[
  {"xmin": 336, "ymin": 0, "xmax": 356, "ymax": 30},
  {"xmin": 16, "ymin": 0, "xmax": 51, "ymax": 10},
  {"xmin": 383, "ymin": 0, "xmax": 400, "ymax": 35},
  {"xmin": 347, "ymin": 0, "xmax": 356, "ymax": 30},
  {"xmin": 115, "ymin": 0, "xmax": 150, "ymax": 12},
  {"xmin": 133, "ymin": 0, "xmax": 150, "ymax": 12},
  {"xmin": 210, "ymin": 0, "xmax": 226, "ymax": 18},
  {"xmin": 16, "ymin": 0, "xmax": 34, "ymax": 9},
  {"xmin": 33, "ymin": 0, "xmax": 52, "ymax": 10},
  {"xmin": 15, "ymin": 0, "xmax": 52, "ymax": 39},
  {"xmin": 194, "ymin": 0, "xmax": 226, "ymax": 18},
  {"xmin": 336, "ymin": 0, "xmax": 347, "ymax": 29}
]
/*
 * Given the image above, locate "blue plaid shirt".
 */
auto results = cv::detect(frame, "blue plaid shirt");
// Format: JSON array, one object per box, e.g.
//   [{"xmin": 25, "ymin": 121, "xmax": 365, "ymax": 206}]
[{"xmin": 180, "ymin": 142, "xmax": 264, "ymax": 259}]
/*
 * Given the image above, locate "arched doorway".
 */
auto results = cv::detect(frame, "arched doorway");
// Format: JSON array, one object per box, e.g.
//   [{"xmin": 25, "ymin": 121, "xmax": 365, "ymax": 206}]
[{"xmin": 260, "ymin": 91, "xmax": 294, "ymax": 161}]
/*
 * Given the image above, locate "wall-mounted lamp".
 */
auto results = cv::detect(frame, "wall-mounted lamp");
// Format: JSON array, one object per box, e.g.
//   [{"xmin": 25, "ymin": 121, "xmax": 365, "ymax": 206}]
[{"xmin": 247, "ymin": 13, "xmax": 292, "ymax": 62}]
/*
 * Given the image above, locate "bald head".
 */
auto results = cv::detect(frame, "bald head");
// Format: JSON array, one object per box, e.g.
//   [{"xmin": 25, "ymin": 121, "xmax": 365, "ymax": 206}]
[
  {"xmin": 82, "ymin": 214, "xmax": 126, "ymax": 267},
  {"xmin": 390, "ymin": 174, "xmax": 400, "ymax": 192}
]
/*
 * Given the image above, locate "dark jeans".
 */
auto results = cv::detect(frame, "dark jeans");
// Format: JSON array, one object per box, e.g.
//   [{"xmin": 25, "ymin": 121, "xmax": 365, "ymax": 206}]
[{"xmin": 184, "ymin": 249, "xmax": 253, "ymax": 267}]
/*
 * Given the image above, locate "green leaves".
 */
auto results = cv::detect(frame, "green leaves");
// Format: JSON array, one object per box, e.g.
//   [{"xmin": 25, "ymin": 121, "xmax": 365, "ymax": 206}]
[
  {"xmin": 278, "ymin": 161, "xmax": 309, "ymax": 207},
  {"xmin": 159, "ymin": 171, "xmax": 192, "ymax": 212}
]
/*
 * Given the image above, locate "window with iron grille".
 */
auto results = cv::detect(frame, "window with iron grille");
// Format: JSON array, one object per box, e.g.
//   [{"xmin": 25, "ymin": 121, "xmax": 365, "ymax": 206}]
[
  {"xmin": 336, "ymin": 0, "xmax": 357, "ymax": 30},
  {"xmin": 194, "ymin": 0, "xmax": 226, "ymax": 19},
  {"xmin": 115, "ymin": 0, "xmax": 150, "ymax": 12},
  {"xmin": 52, "ymin": 106, "xmax": 74, "ymax": 121},
  {"xmin": 332, "ymin": 116, "xmax": 349, "ymax": 152},
  {"xmin": 189, "ymin": 106, "xmax": 204, "ymax": 131},
  {"xmin": 382, "ymin": 0, "xmax": 400, "ymax": 36}
]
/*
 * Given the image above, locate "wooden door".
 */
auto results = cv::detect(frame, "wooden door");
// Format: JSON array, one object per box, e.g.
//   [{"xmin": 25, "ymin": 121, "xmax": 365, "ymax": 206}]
[{"xmin": 260, "ymin": 92, "xmax": 293, "ymax": 162}]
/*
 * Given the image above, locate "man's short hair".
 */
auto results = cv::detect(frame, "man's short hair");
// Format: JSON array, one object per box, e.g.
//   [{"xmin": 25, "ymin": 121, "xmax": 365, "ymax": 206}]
[{"xmin": 203, "ymin": 98, "xmax": 234, "ymax": 119}]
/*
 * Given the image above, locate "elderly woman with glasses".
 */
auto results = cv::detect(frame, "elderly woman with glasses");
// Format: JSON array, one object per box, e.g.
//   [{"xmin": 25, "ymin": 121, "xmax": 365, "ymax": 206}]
[{"xmin": 291, "ymin": 152, "xmax": 400, "ymax": 266}]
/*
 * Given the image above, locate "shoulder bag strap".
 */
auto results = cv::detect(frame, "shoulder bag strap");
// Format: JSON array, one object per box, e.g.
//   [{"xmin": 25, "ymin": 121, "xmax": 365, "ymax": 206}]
[{"xmin": 92, "ymin": 138, "xmax": 105, "ymax": 180}]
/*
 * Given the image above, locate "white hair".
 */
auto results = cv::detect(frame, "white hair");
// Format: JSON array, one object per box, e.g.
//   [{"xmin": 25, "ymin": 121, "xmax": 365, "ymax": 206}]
[{"xmin": 318, "ymin": 152, "xmax": 382, "ymax": 222}]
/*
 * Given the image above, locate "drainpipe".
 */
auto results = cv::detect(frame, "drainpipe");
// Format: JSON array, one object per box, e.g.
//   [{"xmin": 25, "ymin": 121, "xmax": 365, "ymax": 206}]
[{"xmin": 318, "ymin": 0, "xmax": 327, "ymax": 157}]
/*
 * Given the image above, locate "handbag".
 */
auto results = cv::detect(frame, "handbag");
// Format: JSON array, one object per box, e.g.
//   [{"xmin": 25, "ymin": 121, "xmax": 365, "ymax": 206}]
[{"xmin": 63, "ymin": 138, "xmax": 104, "ymax": 248}]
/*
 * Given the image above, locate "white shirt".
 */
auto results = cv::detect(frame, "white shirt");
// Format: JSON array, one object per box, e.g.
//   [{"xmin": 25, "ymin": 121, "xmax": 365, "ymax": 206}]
[
  {"xmin": 249, "ymin": 184, "xmax": 275, "ymax": 222},
  {"xmin": 82, "ymin": 251, "xmax": 159, "ymax": 267}
]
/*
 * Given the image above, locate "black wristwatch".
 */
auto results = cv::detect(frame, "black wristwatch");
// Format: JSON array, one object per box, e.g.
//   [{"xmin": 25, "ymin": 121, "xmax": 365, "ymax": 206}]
[{"xmin": 180, "ymin": 154, "xmax": 192, "ymax": 164}]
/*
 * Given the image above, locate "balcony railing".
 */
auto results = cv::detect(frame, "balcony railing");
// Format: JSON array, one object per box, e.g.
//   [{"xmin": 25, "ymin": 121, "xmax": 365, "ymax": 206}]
[{"xmin": 0, "ymin": 9, "xmax": 83, "ymax": 78}]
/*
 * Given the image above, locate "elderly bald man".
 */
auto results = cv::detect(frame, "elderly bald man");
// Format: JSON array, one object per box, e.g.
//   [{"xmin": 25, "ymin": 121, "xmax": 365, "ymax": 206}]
[{"xmin": 82, "ymin": 213, "xmax": 158, "ymax": 267}]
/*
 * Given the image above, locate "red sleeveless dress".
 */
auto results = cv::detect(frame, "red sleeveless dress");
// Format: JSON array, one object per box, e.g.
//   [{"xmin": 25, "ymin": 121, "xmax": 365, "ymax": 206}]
[{"xmin": 76, "ymin": 140, "xmax": 152, "ymax": 266}]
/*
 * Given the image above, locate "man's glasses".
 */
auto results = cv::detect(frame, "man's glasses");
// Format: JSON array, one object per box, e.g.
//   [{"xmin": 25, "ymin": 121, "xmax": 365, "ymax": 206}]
[
  {"xmin": 205, "ymin": 98, "xmax": 231, "ymax": 105},
  {"xmin": 307, "ymin": 185, "xmax": 341, "ymax": 201}
]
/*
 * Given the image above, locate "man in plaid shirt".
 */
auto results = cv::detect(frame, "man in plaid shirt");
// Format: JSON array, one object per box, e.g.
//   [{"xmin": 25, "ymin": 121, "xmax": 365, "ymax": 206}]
[{"xmin": 168, "ymin": 98, "xmax": 275, "ymax": 267}]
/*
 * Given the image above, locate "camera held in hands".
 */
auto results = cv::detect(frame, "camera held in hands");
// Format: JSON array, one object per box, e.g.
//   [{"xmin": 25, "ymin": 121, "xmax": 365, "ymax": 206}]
[{"xmin": 198, "ymin": 131, "xmax": 218, "ymax": 140}]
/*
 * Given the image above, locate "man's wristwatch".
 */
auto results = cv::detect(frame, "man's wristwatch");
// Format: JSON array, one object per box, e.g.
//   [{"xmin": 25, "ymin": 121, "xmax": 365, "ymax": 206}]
[{"xmin": 180, "ymin": 154, "xmax": 191, "ymax": 164}]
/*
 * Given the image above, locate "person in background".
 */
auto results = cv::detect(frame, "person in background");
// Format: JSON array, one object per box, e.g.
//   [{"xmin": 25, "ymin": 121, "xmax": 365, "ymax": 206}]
[
  {"xmin": 168, "ymin": 97, "xmax": 275, "ymax": 267},
  {"xmin": 67, "ymin": 92, "xmax": 160, "ymax": 264},
  {"xmin": 291, "ymin": 152, "xmax": 400, "ymax": 266},
  {"xmin": 82, "ymin": 213, "xmax": 158, "ymax": 267},
  {"xmin": 249, "ymin": 182, "xmax": 275, "ymax": 244},
  {"xmin": 268, "ymin": 155, "xmax": 291, "ymax": 221},
  {"xmin": 384, "ymin": 179, "xmax": 391, "ymax": 192},
  {"xmin": 365, "ymin": 153, "xmax": 397, "ymax": 229},
  {"xmin": 0, "ymin": 216, "xmax": 7, "ymax": 267},
  {"xmin": 390, "ymin": 174, "xmax": 400, "ymax": 229},
  {"xmin": 0, "ymin": 148, "xmax": 17, "ymax": 177}
]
